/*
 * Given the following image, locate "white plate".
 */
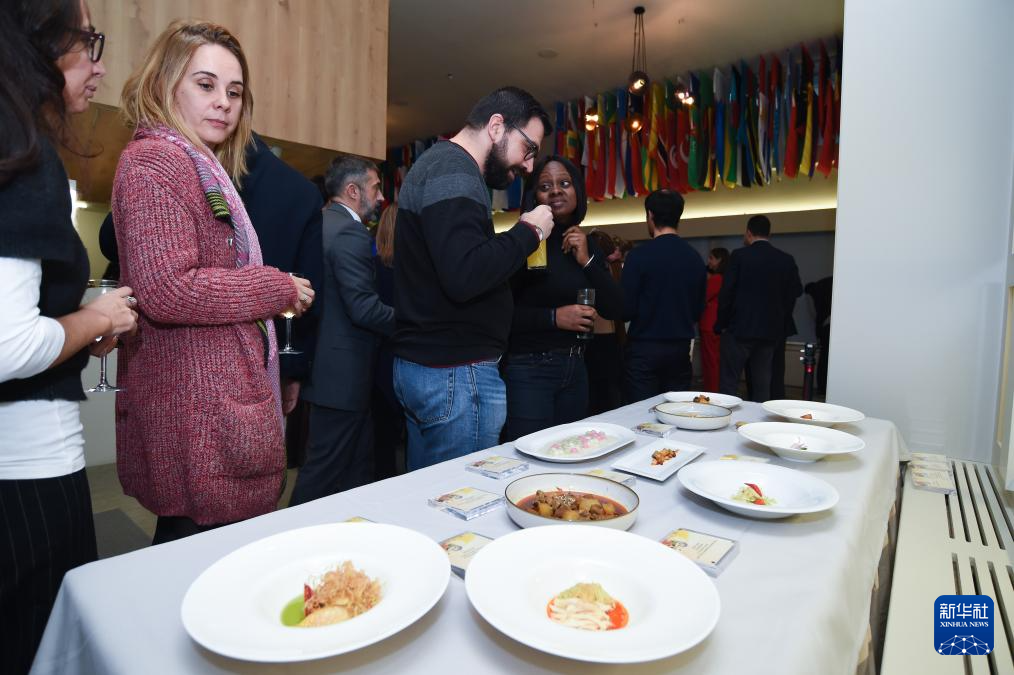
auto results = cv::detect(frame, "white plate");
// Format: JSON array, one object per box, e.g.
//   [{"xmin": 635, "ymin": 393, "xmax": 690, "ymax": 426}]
[
  {"xmin": 514, "ymin": 422, "xmax": 636, "ymax": 463},
  {"xmin": 612, "ymin": 440, "xmax": 706, "ymax": 481},
  {"xmin": 653, "ymin": 401, "xmax": 732, "ymax": 431},
  {"xmin": 738, "ymin": 422, "xmax": 865, "ymax": 462},
  {"xmin": 677, "ymin": 461, "xmax": 839, "ymax": 519},
  {"xmin": 761, "ymin": 399, "xmax": 865, "ymax": 427},
  {"xmin": 465, "ymin": 527, "xmax": 720, "ymax": 663},
  {"xmin": 664, "ymin": 391, "xmax": 742, "ymax": 408},
  {"xmin": 180, "ymin": 523, "xmax": 450, "ymax": 662},
  {"xmin": 504, "ymin": 473, "xmax": 639, "ymax": 530}
]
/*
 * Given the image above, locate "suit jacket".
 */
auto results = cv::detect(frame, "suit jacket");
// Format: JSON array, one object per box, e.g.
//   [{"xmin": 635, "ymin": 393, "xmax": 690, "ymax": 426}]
[
  {"xmin": 715, "ymin": 240, "xmax": 802, "ymax": 341},
  {"xmin": 302, "ymin": 203, "xmax": 394, "ymax": 411},
  {"xmin": 239, "ymin": 133, "xmax": 324, "ymax": 381}
]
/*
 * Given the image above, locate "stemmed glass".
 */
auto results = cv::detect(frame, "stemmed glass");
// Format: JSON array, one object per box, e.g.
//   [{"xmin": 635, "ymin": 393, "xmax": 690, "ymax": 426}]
[
  {"xmin": 84, "ymin": 279, "xmax": 122, "ymax": 392},
  {"xmin": 575, "ymin": 288, "xmax": 596, "ymax": 341},
  {"xmin": 279, "ymin": 272, "xmax": 304, "ymax": 355}
]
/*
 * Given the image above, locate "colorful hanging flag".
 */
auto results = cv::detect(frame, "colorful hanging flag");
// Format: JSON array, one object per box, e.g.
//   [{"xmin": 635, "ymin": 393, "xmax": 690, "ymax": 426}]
[
  {"xmin": 783, "ymin": 50, "xmax": 800, "ymax": 179},
  {"xmin": 757, "ymin": 55, "xmax": 769, "ymax": 184},
  {"xmin": 815, "ymin": 42, "xmax": 835, "ymax": 177},
  {"xmin": 769, "ymin": 54, "xmax": 782, "ymax": 178},
  {"xmin": 697, "ymin": 70, "xmax": 715, "ymax": 190},
  {"xmin": 555, "ymin": 102, "xmax": 566, "ymax": 156},
  {"xmin": 629, "ymin": 93, "xmax": 647, "ymax": 196},
  {"xmin": 798, "ymin": 43, "xmax": 815, "ymax": 178},
  {"xmin": 603, "ymin": 91, "xmax": 618, "ymax": 198},
  {"xmin": 713, "ymin": 67, "xmax": 725, "ymax": 184},
  {"xmin": 565, "ymin": 100, "xmax": 581, "ymax": 165}
]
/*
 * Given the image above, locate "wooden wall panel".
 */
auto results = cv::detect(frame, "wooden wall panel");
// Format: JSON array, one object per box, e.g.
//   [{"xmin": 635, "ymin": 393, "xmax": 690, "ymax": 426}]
[{"xmin": 86, "ymin": 0, "xmax": 388, "ymax": 159}]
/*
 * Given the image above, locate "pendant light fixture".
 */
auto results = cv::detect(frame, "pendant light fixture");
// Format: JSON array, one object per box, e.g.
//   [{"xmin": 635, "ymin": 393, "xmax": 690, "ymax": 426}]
[{"xmin": 626, "ymin": 6, "xmax": 648, "ymax": 95}]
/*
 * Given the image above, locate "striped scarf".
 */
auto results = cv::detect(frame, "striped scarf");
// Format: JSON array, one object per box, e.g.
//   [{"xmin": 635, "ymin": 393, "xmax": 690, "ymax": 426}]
[{"xmin": 134, "ymin": 125, "xmax": 282, "ymax": 418}]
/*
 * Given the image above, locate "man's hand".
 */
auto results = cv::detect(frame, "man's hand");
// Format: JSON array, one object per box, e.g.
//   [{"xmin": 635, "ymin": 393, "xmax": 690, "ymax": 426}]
[
  {"xmin": 281, "ymin": 379, "xmax": 301, "ymax": 416},
  {"xmin": 521, "ymin": 204, "xmax": 554, "ymax": 241},
  {"xmin": 554, "ymin": 304, "xmax": 597, "ymax": 334}
]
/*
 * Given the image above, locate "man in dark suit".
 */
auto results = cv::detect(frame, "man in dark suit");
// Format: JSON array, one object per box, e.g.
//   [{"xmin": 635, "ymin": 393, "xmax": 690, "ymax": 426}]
[
  {"xmin": 239, "ymin": 133, "xmax": 324, "ymax": 468},
  {"xmin": 715, "ymin": 215, "xmax": 802, "ymax": 401},
  {"xmin": 289, "ymin": 156, "xmax": 393, "ymax": 505}
]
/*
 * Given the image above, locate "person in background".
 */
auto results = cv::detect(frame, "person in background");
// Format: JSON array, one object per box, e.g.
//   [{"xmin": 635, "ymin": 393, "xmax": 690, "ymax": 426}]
[
  {"xmin": 113, "ymin": 20, "xmax": 314, "ymax": 544},
  {"xmin": 239, "ymin": 132, "xmax": 324, "ymax": 469},
  {"xmin": 806, "ymin": 276, "xmax": 833, "ymax": 394},
  {"xmin": 715, "ymin": 215, "xmax": 802, "ymax": 401},
  {"xmin": 585, "ymin": 231, "xmax": 627, "ymax": 414},
  {"xmin": 0, "ymin": 1, "xmax": 137, "ymax": 671},
  {"xmin": 502, "ymin": 155, "xmax": 623, "ymax": 440},
  {"xmin": 290, "ymin": 156, "xmax": 392, "ymax": 504},
  {"xmin": 371, "ymin": 203, "xmax": 405, "ymax": 479},
  {"xmin": 391, "ymin": 86, "xmax": 554, "ymax": 470},
  {"xmin": 621, "ymin": 189, "xmax": 706, "ymax": 402},
  {"xmin": 699, "ymin": 247, "xmax": 729, "ymax": 392}
]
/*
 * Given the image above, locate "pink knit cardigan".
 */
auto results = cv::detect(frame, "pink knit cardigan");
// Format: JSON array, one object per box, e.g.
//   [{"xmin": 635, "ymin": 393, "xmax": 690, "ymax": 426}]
[{"xmin": 112, "ymin": 137, "xmax": 298, "ymax": 525}]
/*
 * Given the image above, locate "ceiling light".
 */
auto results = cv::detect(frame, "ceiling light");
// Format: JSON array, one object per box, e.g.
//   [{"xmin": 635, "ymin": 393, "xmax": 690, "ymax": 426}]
[
  {"xmin": 626, "ymin": 6, "xmax": 649, "ymax": 95},
  {"xmin": 625, "ymin": 112, "xmax": 643, "ymax": 133},
  {"xmin": 585, "ymin": 107, "xmax": 600, "ymax": 132}
]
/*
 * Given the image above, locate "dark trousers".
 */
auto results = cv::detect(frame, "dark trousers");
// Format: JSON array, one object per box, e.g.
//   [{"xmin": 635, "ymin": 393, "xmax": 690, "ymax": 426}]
[
  {"xmin": 371, "ymin": 382, "xmax": 404, "ymax": 481},
  {"xmin": 817, "ymin": 325, "xmax": 831, "ymax": 393},
  {"xmin": 720, "ymin": 333, "xmax": 775, "ymax": 402},
  {"xmin": 0, "ymin": 469, "xmax": 96, "ymax": 675},
  {"xmin": 585, "ymin": 333, "xmax": 624, "ymax": 415},
  {"xmin": 284, "ymin": 398, "xmax": 311, "ymax": 469},
  {"xmin": 152, "ymin": 516, "xmax": 223, "ymax": 545},
  {"xmin": 770, "ymin": 337, "xmax": 787, "ymax": 400},
  {"xmin": 289, "ymin": 403, "xmax": 374, "ymax": 506},
  {"xmin": 502, "ymin": 350, "xmax": 589, "ymax": 442},
  {"xmin": 623, "ymin": 339, "xmax": 692, "ymax": 404}
]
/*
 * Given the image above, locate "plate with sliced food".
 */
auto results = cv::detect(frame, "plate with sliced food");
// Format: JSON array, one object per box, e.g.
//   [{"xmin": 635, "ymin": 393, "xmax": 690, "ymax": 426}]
[
  {"xmin": 663, "ymin": 391, "xmax": 742, "ymax": 408},
  {"xmin": 180, "ymin": 523, "xmax": 449, "ymax": 662},
  {"xmin": 761, "ymin": 400, "xmax": 864, "ymax": 427},
  {"xmin": 677, "ymin": 461, "xmax": 839, "ymax": 519}
]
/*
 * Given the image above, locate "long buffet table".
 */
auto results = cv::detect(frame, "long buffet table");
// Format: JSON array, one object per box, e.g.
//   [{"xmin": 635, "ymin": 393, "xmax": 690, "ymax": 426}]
[{"xmin": 31, "ymin": 397, "xmax": 906, "ymax": 675}]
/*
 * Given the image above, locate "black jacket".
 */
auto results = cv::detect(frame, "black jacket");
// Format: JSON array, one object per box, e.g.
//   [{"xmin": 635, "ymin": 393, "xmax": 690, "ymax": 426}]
[{"xmin": 715, "ymin": 240, "xmax": 802, "ymax": 341}]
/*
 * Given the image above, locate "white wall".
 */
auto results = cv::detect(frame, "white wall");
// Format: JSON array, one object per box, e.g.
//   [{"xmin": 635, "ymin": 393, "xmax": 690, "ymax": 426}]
[{"xmin": 830, "ymin": 0, "xmax": 1014, "ymax": 461}]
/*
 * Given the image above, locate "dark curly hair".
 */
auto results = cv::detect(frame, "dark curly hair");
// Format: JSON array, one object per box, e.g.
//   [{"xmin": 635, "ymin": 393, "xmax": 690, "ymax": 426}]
[{"xmin": 0, "ymin": 0, "xmax": 84, "ymax": 185}]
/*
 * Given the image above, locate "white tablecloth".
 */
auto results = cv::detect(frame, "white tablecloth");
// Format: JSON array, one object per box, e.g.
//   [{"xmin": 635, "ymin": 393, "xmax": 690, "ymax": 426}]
[{"xmin": 31, "ymin": 398, "xmax": 905, "ymax": 675}]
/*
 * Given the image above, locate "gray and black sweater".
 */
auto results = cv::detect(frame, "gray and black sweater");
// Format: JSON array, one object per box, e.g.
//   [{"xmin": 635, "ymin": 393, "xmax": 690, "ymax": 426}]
[{"xmin": 392, "ymin": 141, "xmax": 539, "ymax": 366}]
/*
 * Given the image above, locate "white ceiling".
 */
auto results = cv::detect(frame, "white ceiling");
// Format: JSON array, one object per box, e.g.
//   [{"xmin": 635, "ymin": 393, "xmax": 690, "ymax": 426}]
[{"xmin": 387, "ymin": 0, "xmax": 845, "ymax": 148}]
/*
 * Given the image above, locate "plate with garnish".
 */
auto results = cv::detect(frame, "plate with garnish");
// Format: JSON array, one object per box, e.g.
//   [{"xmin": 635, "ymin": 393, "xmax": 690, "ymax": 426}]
[
  {"xmin": 180, "ymin": 523, "xmax": 449, "ymax": 662},
  {"xmin": 663, "ymin": 391, "xmax": 742, "ymax": 408},
  {"xmin": 513, "ymin": 422, "xmax": 636, "ymax": 463},
  {"xmin": 761, "ymin": 399, "xmax": 864, "ymax": 427},
  {"xmin": 677, "ymin": 461, "xmax": 839, "ymax": 519},
  {"xmin": 738, "ymin": 422, "xmax": 865, "ymax": 462},
  {"xmin": 611, "ymin": 440, "xmax": 706, "ymax": 481},
  {"xmin": 465, "ymin": 526, "xmax": 720, "ymax": 663}
]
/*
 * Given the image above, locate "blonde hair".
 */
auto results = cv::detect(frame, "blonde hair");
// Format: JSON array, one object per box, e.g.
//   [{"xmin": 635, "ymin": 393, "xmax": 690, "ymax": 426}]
[
  {"xmin": 120, "ymin": 20, "xmax": 253, "ymax": 182},
  {"xmin": 375, "ymin": 203, "xmax": 398, "ymax": 267}
]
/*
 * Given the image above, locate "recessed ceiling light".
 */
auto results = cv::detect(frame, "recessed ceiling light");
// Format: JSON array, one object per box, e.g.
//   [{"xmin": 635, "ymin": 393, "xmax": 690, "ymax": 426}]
[
  {"xmin": 537, "ymin": 48, "xmax": 558, "ymax": 59},
  {"xmin": 446, "ymin": 73, "xmax": 454, "ymax": 80}
]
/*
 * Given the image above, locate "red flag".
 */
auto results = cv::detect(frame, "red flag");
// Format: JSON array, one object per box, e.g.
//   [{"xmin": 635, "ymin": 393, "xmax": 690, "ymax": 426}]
[
  {"xmin": 673, "ymin": 104, "xmax": 692, "ymax": 193},
  {"xmin": 816, "ymin": 43, "xmax": 834, "ymax": 177},
  {"xmin": 783, "ymin": 55, "xmax": 799, "ymax": 179}
]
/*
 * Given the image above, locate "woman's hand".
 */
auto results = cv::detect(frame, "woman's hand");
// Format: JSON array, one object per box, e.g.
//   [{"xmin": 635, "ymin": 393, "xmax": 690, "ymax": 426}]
[
  {"xmin": 561, "ymin": 226, "xmax": 590, "ymax": 266},
  {"xmin": 83, "ymin": 286, "xmax": 138, "ymax": 337},
  {"xmin": 284, "ymin": 276, "xmax": 315, "ymax": 318},
  {"xmin": 554, "ymin": 304, "xmax": 597, "ymax": 334}
]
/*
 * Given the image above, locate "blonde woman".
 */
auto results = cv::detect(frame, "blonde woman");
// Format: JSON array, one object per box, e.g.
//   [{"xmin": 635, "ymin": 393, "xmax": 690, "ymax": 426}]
[{"xmin": 112, "ymin": 21, "xmax": 314, "ymax": 544}]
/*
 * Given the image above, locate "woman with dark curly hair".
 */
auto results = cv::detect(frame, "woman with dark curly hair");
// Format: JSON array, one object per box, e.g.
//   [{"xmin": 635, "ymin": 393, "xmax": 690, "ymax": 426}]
[
  {"xmin": 502, "ymin": 155, "xmax": 623, "ymax": 441},
  {"xmin": 0, "ymin": 1, "xmax": 138, "ymax": 671}
]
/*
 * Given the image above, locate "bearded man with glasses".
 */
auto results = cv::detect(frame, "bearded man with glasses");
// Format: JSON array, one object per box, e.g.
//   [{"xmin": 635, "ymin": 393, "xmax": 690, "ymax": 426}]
[{"xmin": 391, "ymin": 86, "xmax": 555, "ymax": 470}]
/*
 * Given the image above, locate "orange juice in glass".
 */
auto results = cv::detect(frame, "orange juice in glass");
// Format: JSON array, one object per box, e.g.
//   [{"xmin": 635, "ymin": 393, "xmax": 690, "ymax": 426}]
[{"xmin": 526, "ymin": 239, "xmax": 547, "ymax": 270}]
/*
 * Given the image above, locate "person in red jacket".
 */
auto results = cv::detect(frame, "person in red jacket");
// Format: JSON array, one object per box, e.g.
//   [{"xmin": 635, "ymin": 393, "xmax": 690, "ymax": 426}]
[
  {"xmin": 699, "ymin": 247, "xmax": 729, "ymax": 392},
  {"xmin": 112, "ymin": 20, "xmax": 314, "ymax": 544}
]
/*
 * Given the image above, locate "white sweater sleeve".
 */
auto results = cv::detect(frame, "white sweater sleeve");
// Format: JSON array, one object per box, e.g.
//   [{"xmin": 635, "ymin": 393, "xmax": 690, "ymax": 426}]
[{"xmin": 0, "ymin": 257, "xmax": 68, "ymax": 382}]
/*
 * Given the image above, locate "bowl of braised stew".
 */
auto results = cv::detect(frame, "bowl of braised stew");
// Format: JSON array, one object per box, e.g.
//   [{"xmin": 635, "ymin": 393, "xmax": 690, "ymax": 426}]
[{"xmin": 504, "ymin": 473, "xmax": 639, "ymax": 531}]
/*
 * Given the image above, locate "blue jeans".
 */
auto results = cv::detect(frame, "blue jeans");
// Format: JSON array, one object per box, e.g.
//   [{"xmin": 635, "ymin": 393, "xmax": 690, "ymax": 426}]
[
  {"xmin": 393, "ymin": 357, "xmax": 506, "ymax": 470},
  {"xmin": 502, "ymin": 351, "xmax": 589, "ymax": 442}
]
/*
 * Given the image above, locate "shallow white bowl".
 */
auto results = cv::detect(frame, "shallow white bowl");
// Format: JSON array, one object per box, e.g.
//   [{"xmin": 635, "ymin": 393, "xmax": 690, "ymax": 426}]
[
  {"xmin": 677, "ymin": 461, "xmax": 839, "ymax": 519},
  {"xmin": 761, "ymin": 399, "xmax": 865, "ymax": 427},
  {"xmin": 465, "ymin": 526, "xmax": 720, "ymax": 663},
  {"xmin": 180, "ymin": 523, "xmax": 449, "ymax": 662},
  {"xmin": 663, "ymin": 391, "xmax": 743, "ymax": 408},
  {"xmin": 738, "ymin": 422, "xmax": 866, "ymax": 462},
  {"xmin": 653, "ymin": 401, "xmax": 731, "ymax": 430},
  {"xmin": 505, "ymin": 473, "xmax": 639, "ymax": 530}
]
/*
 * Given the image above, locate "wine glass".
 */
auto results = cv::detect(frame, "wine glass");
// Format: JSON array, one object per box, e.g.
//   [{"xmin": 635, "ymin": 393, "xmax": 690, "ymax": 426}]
[
  {"xmin": 84, "ymin": 279, "xmax": 122, "ymax": 392},
  {"xmin": 279, "ymin": 272, "xmax": 304, "ymax": 355},
  {"xmin": 575, "ymin": 288, "xmax": 596, "ymax": 341}
]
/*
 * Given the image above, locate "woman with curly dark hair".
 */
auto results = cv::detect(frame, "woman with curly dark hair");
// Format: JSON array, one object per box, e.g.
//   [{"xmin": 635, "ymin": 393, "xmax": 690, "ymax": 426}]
[{"xmin": 0, "ymin": 1, "xmax": 137, "ymax": 672}]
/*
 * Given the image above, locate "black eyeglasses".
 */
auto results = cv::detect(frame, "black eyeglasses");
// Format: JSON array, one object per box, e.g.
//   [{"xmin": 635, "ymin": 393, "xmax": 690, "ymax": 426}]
[
  {"xmin": 509, "ymin": 124, "xmax": 539, "ymax": 162},
  {"xmin": 74, "ymin": 28, "xmax": 105, "ymax": 63}
]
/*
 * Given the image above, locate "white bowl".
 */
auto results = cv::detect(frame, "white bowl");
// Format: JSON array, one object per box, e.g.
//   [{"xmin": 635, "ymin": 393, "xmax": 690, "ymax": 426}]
[
  {"xmin": 663, "ymin": 391, "xmax": 743, "ymax": 408},
  {"xmin": 513, "ymin": 422, "xmax": 636, "ymax": 463},
  {"xmin": 761, "ymin": 399, "xmax": 865, "ymax": 427},
  {"xmin": 738, "ymin": 422, "xmax": 866, "ymax": 462},
  {"xmin": 465, "ymin": 526, "xmax": 720, "ymax": 663},
  {"xmin": 504, "ymin": 473, "xmax": 639, "ymax": 531},
  {"xmin": 653, "ymin": 401, "xmax": 731, "ymax": 431},
  {"xmin": 677, "ymin": 461, "xmax": 839, "ymax": 519}
]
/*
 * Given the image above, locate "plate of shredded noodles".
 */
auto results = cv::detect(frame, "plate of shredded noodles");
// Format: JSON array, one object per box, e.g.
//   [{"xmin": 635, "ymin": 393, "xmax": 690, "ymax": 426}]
[
  {"xmin": 181, "ymin": 523, "xmax": 449, "ymax": 662},
  {"xmin": 465, "ymin": 526, "xmax": 720, "ymax": 663}
]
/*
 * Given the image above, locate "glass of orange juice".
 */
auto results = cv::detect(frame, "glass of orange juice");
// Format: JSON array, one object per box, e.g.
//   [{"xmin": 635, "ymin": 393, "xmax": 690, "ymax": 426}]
[{"xmin": 526, "ymin": 239, "xmax": 547, "ymax": 270}]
